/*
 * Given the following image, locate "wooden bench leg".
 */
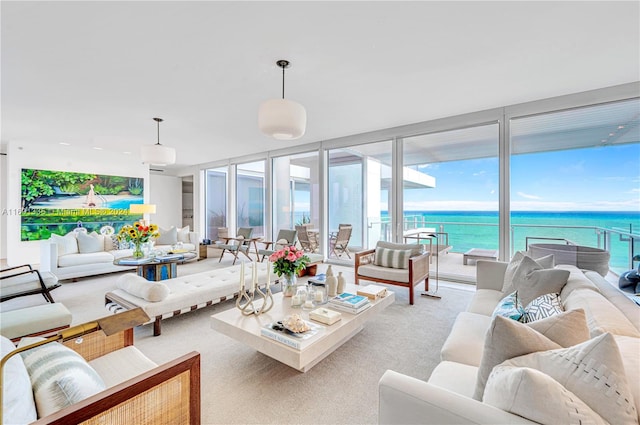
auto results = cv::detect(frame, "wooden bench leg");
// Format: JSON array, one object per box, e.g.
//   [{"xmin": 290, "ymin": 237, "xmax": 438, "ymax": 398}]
[{"xmin": 154, "ymin": 317, "xmax": 162, "ymax": 336}]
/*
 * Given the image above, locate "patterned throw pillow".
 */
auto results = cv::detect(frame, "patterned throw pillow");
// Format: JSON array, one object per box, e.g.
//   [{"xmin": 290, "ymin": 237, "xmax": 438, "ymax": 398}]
[
  {"xmin": 110, "ymin": 235, "xmax": 130, "ymax": 250},
  {"xmin": 20, "ymin": 341, "xmax": 106, "ymax": 417},
  {"xmin": 491, "ymin": 292, "xmax": 524, "ymax": 321},
  {"xmin": 522, "ymin": 293, "xmax": 564, "ymax": 323},
  {"xmin": 374, "ymin": 247, "xmax": 413, "ymax": 269}
]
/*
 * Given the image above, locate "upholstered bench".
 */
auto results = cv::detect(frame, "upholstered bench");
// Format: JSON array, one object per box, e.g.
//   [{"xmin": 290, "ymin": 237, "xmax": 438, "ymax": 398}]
[
  {"xmin": 0, "ymin": 302, "xmax": 72, "ymax": 342},
  {"xmin": 105, "ymin": 262, "xmax": 277, "ymax": 336}
]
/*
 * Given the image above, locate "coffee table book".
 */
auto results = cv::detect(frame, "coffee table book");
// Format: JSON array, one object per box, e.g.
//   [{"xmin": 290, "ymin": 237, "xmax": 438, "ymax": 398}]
[
  {"xmin": 261, "ymin": 320, "xmax": 325, "ymax": 350},
  {"xmin": 117, "ymin": 257, "xmax": 153, "ymax": 265},
  {"xmin": 357, "ymin": 285, "xmax": 388, "ymax": 301},
  {"xmin": 330, "ymin": 293, "xmax": 369, "ymax": 308},
  {"xmin": 327, "ymin": 301, "xmax": 372, "ymax": 315}
]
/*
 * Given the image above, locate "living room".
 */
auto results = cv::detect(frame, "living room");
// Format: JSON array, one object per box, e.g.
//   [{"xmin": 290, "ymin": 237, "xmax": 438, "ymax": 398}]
[{"xmin": 1, "ymin": 2, "xmax": 640, "ymax": 424}]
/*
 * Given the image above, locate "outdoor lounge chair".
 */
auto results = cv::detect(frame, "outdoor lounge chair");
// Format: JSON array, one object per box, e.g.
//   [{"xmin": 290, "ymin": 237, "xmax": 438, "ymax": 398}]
[
  {"xmin": 296, "ymin": 225, "xmax": 318, "ymax": 253},
  {"xmin": 258, "ymin": 229, "xmax": 297, "ymax": 261},
  {"xmin": 216, "ymin": 227, "xmax": 254, "ymax": 264},
  {"xmin": 0, "ymin": 264, "xmax": 61, "ymax": 303},
  {"xmin": 329, "ymin": 225, "xmax": 353, "ymax": 258}
]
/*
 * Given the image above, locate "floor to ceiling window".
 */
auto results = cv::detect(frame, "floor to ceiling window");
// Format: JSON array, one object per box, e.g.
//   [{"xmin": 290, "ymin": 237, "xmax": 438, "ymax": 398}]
[
  {"xmin": 272, "ymin": 151, "xmax": 320, "ymax": 245},
  {"xmin": 402, "ymin": 124, "xmax": 500, "ymax": 279},
  {"xmin": 236, "ymin": 160, "xmax": 265, "ymax": 237},
  {"xmin": 509, "ymin": 98, "xmax": 640, "ymax": 275},
  {"xmin": 204, "ymin": 167, "xmax": 227, "ymax": 241}
]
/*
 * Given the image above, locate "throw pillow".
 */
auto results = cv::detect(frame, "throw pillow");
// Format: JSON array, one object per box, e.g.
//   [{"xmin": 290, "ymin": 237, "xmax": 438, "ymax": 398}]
[
  {"xmin": 156, "ymin": 226, "xmax": 178, "ymax": 246},
  {"xmin": 50, "ymin": 232, "xmax": 79, "ymax": 256},
  {"xmin": 374, "ymin": 247, "xmax": 413, "ymax": 269},
  {"xmin": 473, "ymin": 309, "xmax": 590, "ymax": 401},
  {"xmin": 512, "ymin": 255, "xmax": 570, "ymax": 306},
  {"xmin": 177, "ymin": 225, "xmax": 190, "ymax": 243},
  {"xmin": 502, "ymin": 252, "xmax": 554, "ymax": 294},
  {"xmin": 116, "ymin": 273, "xmax": 170, "ymax": 302},
  {"xmin": 19, "ymin": 340, "xmax": 106, "ymax": 417},
  {"xmin": 1, "ymin": 336, "xmax": 37, "ymax": 424},
  {"xmin": 522, "ymin": 292, "xmax": 564, "ymax": 323},
  {"xmin": 500, "ymin": 333, "xmax": 638, "ymax": 425},
  {"xmin": 76, "ymin": 231, "xmax": 104, "ymax": 254},
  {"xmin": 491, "ymin": 292, "xmax": 524, "ymax": 321},
  {"xmin": 484, "ymin": 365, "xmax": 607, "ymax": 425}
]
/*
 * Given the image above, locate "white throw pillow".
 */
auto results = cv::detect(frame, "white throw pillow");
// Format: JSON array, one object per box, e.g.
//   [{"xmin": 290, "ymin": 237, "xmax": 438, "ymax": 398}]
[
  {"xmin": 50, "ymin": 232, "xmax": 79, "ymax": 256},
  {"xmin": 1, "ymin": 336, "xmax": 37, "ymax": 424},
  {"xmin": 156, "ymin": 227, "xmax": 178, "ymax": 246},
  {"xmin": 177, "ymin": 226, "xmax": 190, "ymax": 243},
  {"xmin": 19, "ymin": 340, "xmax": 106, "ymax": 418},
  {"xmin": 500, "ymin": 333, "xmax": 638, "ymax": 425},
  {"xmin": 76, "ymin": 231, "xmax": 104, "ymax": 254},
  {"xmin": 485, "ymin": 365, "xmax": 607, "ymax": 424},
  {"xmin": 512, "ymin": 256, "xmax": 570, "ymax": 307},
  {"xmin": 116, "ymin": 273, "xmax": 170, "ymax": 302},
  {"xmin": 502, "ymin": 252, "xmax": 554, "ymax": 294}
]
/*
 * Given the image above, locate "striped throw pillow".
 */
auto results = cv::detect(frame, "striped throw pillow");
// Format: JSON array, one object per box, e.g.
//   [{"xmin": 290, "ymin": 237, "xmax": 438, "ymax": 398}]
[
  {"xmin": 374, "ymin": 247, "xmax": 413, "ymax": 269},
  {"xmin": 20, "ymin": 341, "xmax": 106, "ymax": 418}
]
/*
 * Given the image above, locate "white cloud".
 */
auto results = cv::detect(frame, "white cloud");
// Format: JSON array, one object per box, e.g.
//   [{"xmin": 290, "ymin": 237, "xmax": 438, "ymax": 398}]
[{"xmin": 517, "ymin": 191, "xmax": 542, "ymax": 200}]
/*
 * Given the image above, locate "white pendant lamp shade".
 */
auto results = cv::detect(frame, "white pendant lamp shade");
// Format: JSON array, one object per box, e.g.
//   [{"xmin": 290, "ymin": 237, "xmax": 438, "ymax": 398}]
[
  {"xmin": 258, "ymin": 98, "xmax": 307, "ymax": 140},
  {"xmin": 259, "ymin": 59, "xmax": 306, "ymax": 140},
  {"xmin": 140, "ymin": 143, "xmax": 176, "ymax": 166},
  {"xmin": 141, "ymin": 117, "xmax": 176, "ymax": 166}
]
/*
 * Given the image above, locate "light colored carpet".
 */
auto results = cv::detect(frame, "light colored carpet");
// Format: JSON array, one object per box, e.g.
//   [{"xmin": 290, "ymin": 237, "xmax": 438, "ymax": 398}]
[{"xmin": 2, "ymin": 258, "xmax": 474, "ymax": 424}]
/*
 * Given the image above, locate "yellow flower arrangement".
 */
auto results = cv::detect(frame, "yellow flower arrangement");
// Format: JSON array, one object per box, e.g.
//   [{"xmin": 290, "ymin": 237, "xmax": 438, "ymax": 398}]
[{"xmin": 118, "ymin": 222, "xmax": 160, "ymax": 257}]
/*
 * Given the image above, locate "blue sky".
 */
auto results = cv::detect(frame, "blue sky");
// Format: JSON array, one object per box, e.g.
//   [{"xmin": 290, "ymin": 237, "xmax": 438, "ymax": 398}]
[{"xmin": 403, "ymin": 144, "xmax": 640, "ymax": 212}]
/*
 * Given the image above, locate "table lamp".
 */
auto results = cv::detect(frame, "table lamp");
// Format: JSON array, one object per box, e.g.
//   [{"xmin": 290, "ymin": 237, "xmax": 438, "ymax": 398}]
[{"xmin": 130, "ymin": 204, "xmax": 156, "ymax": 226}]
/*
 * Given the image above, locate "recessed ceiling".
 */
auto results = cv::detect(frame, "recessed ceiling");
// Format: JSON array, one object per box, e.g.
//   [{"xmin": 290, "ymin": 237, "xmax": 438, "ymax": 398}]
[{"xmin": 2, "ymin": 1, "xmax": 639, "ymax": 171}]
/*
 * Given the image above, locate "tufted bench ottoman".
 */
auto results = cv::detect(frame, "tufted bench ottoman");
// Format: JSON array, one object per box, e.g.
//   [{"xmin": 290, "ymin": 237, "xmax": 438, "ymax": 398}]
[
  {"xmin": 105, "ymin": 262, "xmax": 277, "ymax": 336},
  {"xmin": 0, "ymin": 302, "xmax": 72, "ymax": 342}
]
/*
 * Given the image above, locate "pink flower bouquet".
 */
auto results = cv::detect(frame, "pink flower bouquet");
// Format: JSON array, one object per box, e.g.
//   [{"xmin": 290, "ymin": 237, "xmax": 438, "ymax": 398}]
[{"xmin": 269, "ymin": 245, "xmax": 310, "ymax": 277}]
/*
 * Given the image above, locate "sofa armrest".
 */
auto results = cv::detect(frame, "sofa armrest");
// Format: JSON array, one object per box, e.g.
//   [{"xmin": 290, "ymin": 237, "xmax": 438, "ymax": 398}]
[
  {"xmin": 40, "ymin": 240, "xmax": 59, "ymax": 273},
  {"xmin": 379, "ymin": 370, "xmax": 534, "ymax": 425},
  {"xmin": 33, "ymin": 351, "xmax": 201, "ymax": 425},
  {"xmin": 475, "ymin": 260, "xmax": 508, "ymax": 291}
]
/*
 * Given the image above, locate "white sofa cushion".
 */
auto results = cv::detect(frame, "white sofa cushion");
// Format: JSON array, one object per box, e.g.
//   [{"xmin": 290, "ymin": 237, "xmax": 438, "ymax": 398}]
[
  {"xmin": 511, "ymin": 256, "xmax": 569, "ymax": 306},
  {"xmin": 428, "ymin": 360, "xmax": 478, "ymax": 398},
  {"xmin": 485, "ymin": 365, "xmax": 607, "ymax": 425},
  {"xmin": 116, "ymin": 274, "xmax": 170, "ymax": 302},
  {"xmin": 500, "ymin": 333, "xmax": 638, "ymax": 425},
  {"xmin": 77, "ymin": 231, "xmax": 105, "ymax": 254},
  {"xmin": 89, "ymin": 346, "xmax": 158, "ymax": 388},
  {"xmin": 466, "ymin": 289, "xmax": 505, "ymax": 316},
  {"xmin": 615, "ymin": 335, "xmax": 640, "ymax": 419},
  {"xmin": 156, "ymin": 226, "xmax": 178, "ymax": 245},
  {"xmin": 50, "ymin": 232, "xmax": 78, "ymax": 256},
  {"xmin": 58, "ymin": 251, "xmax": 114, "ymax": 267},
  {"xmin": 110, "ymin": 249, "xmax": 135, "ymax": 259},
  {"xmin": 19, "ymin": 339, "xmax": 106, "ymax": 418},
  {"xmin": 357, "ymin": 264, "xmax": 409, "ymax": 283},
  {"xmin": 564, "ymin": 287, "xmax": 640, "ymax": 338},
  {"xmin": 502, "ymin": 252, "xmax": 554, "ymax": 294},
  {"xmin": 177, "ymin": 225, "xmax": 191, "ymax": 243},
  {"xmin": 1, "ymin": 336, "xmax": 37, "ymax": 424},
  {"xmin": 440, "ymin": 312, "xmax": 492, "ymax": 366}
]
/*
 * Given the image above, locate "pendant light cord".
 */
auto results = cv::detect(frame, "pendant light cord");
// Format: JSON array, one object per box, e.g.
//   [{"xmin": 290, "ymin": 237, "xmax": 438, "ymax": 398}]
[
  {"xmin": 157, "ymin": 120, "xmax": 160, "ymax": 146},
  {"xmin": 281, "ymin": 65, "xmax": 285, "ymax": 99}
]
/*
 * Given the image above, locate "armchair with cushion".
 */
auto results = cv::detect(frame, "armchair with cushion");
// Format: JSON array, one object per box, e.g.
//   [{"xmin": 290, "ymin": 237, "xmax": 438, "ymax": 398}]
[
  {"xmin": 355, "ymin": 241, "xmax": 430, "ymax": 305},
  {"xmin": 0, "ymin": 264, "xmax": 60, "ymax": 303},
  {"xmin": 216, "ymin": 227, "xmax": 254, "ymax": 264},
  {"xmin": 258, "ymin": 229, "xmax": 297, "ymax": 261}
]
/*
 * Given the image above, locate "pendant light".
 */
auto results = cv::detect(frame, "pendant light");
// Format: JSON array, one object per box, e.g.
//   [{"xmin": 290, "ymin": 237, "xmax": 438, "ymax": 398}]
[
  {"xmin": 141, "ymin": 117, "xmax": 176, "ymax": 166},
  {"xmin": 258, "ymin": 59, "xmax": 307, "ymax": 140}
]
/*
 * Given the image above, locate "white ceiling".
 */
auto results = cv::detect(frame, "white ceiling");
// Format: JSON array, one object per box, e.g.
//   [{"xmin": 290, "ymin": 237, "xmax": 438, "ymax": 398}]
[{"xmin": 2, "ymin": 1, "xmax": 639, "ymax": 171}]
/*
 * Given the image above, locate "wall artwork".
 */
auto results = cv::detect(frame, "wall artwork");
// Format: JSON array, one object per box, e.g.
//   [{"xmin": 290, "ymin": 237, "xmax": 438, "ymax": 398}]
[{"xmin": 19, "ymin": 168, "xmax": 144, "ymax": 241}]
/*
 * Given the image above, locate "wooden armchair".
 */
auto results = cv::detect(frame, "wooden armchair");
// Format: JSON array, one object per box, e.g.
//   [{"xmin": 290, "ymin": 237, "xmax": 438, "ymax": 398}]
[
  {"xmin": 0, "ymin": 264, "xmax": 60, "ymax": 303},
  {"xmin": 216, "ymin": 227, "xmax": 254, "ymax": 264},
  {"xmin": 295, "ymin": 225, "xmax": 318, "ymax": 253},
  {"xmin": 354, "ymin": 241, "xmax": 430, "ymax": 305},
  {"xmin": 258, "ymin": 229, "xmax": 297, "ymax": 261},
  {"xmin": 1, "ymin": 312, "xmax": 201, "ymax": 425},
  {"xmin": 329, "ymin": 225, "xmax": 353, "ymax": 259}
]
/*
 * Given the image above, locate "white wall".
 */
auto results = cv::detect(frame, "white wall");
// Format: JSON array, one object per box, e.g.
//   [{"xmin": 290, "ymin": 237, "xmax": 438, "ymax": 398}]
[
  {"xmin": 1, "ymin": 153, "xmax": 7, "ymax": 259},
  {"xmin": 5, "ymin": 141, "xmax": 149, "ymax": 266},
  {"xmin": 150, "ymin": 173, "xmax": 182, "ymax": 230}
]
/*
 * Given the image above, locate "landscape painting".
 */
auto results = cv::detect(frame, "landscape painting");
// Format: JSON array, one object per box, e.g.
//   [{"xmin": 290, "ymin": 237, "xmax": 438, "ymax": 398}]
[{"xmin": 20, "ymin": 168, "xmax": 144, "ymax": 241}]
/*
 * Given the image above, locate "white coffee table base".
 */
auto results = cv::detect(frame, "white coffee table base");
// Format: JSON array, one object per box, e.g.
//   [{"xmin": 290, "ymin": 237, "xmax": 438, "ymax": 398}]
[{"xmin": 210, "ymin": 284, "xmax": 395, "ymax": 372}]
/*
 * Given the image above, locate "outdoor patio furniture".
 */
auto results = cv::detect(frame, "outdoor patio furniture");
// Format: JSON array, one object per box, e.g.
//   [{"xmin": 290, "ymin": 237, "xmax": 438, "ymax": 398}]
[
  {"xmin": 217, "ymin": 227, "xmax": 255, "ymax": 264},
  {"xmin": 463, "ymin": 248, "xmax": 498, "ymax": 265},
  {"xmin": 258, "ymin": 229, "xmax": 298, "ymax": 261},
  {"xmin": 296, "ymin": 225, "xmax": 319, "ymax": 253},
  {"xmin": 329, "ymin": 225, "xmax": 353, "ymax": 258},
  {"xmin": 0, "ymin": 264, "xmax": 61, "ymax": 303}
]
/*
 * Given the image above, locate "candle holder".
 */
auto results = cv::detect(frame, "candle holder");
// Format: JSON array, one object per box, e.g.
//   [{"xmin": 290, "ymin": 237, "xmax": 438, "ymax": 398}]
[
  {"xmin": 236, "ymin": 287, "xmax": 258, "ymax": 316},
  {"xmin": 254, "ymin": 282, "xmax": 274, "ymax": 314}
]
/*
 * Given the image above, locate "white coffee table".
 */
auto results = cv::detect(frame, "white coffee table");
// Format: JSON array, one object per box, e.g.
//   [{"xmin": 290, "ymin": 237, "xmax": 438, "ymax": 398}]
[{"xmin": 210, "ymin": 284, "xmax": 395, "ymax": 372}]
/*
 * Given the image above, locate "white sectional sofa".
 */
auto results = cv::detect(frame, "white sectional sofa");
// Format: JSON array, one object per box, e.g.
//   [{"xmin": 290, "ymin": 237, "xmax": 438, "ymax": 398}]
[
  {"xmin": 379, "ymin": 258, "xmax": 640, "ymax": 424},
  {"xmin": 105, "ymin": 261, "xmax": 278, "ymax": 336},
  {"xmin": 40, "ymin": 227, "xmax": 199, "ymax": 280}
]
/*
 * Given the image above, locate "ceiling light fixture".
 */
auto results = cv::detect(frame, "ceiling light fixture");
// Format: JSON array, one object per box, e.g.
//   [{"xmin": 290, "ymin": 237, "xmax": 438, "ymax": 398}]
[
  {"xmin": 141, "ymin": 117, "xmax": 176, "ymax": 166},
  {"xmin": 258, "ymin": 59, "xmax": 306, "ymax": 140}
]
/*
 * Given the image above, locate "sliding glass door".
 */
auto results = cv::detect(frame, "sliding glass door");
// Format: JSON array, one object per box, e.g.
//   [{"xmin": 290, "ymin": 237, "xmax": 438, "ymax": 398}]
[{"xmin": 236, "ymin": 160, "xmax": 265, "ymax": 237}]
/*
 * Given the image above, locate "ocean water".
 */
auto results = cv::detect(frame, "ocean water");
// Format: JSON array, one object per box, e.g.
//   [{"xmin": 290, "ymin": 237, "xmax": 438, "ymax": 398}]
[{"xmin": 391, "ymin": 211, "xmax": 639, "ymax": 274}]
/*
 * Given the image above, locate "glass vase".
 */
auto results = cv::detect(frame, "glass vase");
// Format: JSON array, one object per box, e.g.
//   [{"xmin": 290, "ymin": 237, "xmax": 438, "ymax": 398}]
[
  {"xmin": 282, "ymin": 273, "xmax": 297, "ymax": 297},
  {"xmin": 132, "ymin": 241, "xmax": 144, "ymax": 258}
]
